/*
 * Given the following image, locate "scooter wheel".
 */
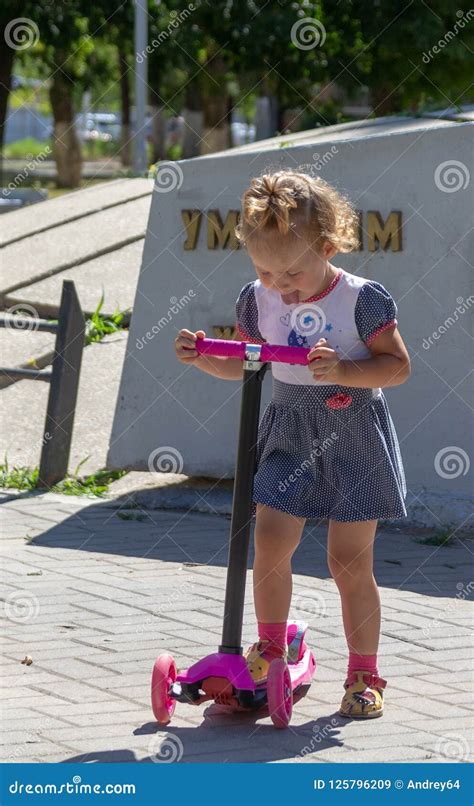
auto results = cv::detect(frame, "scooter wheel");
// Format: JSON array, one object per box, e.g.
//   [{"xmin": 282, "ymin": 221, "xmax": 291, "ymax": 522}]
[
  {"xmin": 151, "ymin": 653, "xmax": 177, "ymax": 724},
  {"xmin": 267, "ymin": 658, "xmax": 293, "ymax": 729}
]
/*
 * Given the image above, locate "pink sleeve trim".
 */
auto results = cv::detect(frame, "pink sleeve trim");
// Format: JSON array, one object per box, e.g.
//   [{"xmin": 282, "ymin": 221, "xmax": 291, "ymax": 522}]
[
  {"xmin": 366, "ymin": 319, "xmax": 398, "ymax": 346},
  {"xmin": 235, "ymin": 324, "xmax": 266, "ymax": 344}
]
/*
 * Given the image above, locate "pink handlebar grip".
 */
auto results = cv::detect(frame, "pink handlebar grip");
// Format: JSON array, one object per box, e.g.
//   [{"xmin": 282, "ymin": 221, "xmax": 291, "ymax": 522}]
[{"xmin": 194, "ymin": 337, "xmax": 319, "ymax": 365}]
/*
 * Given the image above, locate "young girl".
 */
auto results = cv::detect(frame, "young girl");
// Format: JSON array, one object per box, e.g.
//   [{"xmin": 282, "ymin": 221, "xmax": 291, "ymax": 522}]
[{"xmin": 175, "ymin": 170, "xmax": 410, "ymax": 719}]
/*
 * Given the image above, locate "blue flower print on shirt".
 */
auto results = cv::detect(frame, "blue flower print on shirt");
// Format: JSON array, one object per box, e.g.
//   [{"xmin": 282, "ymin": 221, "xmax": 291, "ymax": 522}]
[{"xmin": 288, "ymin": 329, "xmax": 310, "ymax": 348}]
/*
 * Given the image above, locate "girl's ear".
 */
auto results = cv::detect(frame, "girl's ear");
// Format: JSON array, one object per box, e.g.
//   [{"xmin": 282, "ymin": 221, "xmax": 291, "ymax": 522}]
[{"xmin": 322, "ymin": 240, "xmax": 338, "ymax": 259}]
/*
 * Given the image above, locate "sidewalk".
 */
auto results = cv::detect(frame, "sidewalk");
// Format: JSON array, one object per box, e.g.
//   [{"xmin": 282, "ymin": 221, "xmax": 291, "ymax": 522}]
[{"xmin": 1, "ymin": 490, "xmax": 472, "ymax": 764}]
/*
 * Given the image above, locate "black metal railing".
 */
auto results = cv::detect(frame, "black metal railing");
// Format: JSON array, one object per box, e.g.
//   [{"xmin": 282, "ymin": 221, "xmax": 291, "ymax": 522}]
[{"xmin": 0, "ymin": 280, "xmax": 85, "ymax": 487}]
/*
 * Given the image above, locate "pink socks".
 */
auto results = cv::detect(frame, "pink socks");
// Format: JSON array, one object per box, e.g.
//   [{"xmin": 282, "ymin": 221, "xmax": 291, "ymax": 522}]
[
  {"xmin": 348, "ymin": 651, "xmax": 378, "ymax": 677},
  {"xmin": 257, "ymin": 629, "xmax": 380, "ymax": 677},
  {"xmin": 258, "ymin": 621, "xmax": 287, "ymax": 658}
]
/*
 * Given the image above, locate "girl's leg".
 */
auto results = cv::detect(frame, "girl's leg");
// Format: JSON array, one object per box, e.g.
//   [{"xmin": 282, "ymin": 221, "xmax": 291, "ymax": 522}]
[
  {"xmin": 327, "ymin": 518, "xmax": 379, "ymax": 656},
  {"xmin": 245, "ymin": 504, "xmax": 306, "ymax": 681},
  {"xmin": 253, "ymin": 503, "xmax": 306, "ymax": 623},
  {"xmin": 327, "ymin": 519, "xmax": 386, "ymax": 717}
]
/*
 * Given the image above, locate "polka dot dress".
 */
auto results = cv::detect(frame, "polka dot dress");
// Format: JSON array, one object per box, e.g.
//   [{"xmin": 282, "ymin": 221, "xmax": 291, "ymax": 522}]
[{"xmin": 235, "ymin": 269, "xmax": 408, "ymax": 522}]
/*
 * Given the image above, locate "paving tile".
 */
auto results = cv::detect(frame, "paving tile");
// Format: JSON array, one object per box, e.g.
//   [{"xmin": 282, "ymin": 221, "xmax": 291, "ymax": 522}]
[{"xmin": 0, "ymin": 492, "xmax": 472, "ymax": 764}]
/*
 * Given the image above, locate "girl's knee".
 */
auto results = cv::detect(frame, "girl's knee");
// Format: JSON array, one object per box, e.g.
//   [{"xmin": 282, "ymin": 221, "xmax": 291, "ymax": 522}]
[
  {"xmin": 254, "ymin": 506, "xmax": 304, "ymax": 562},
  {"xmin": 327, "ymin": 551, "xmax": 373, "ymax": 589}
]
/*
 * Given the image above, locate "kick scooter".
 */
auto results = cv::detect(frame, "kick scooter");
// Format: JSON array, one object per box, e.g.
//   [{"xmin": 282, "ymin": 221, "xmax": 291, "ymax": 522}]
[{"xmin": 151, "ymin": 337, "xmax": 317, "ymax": 729}]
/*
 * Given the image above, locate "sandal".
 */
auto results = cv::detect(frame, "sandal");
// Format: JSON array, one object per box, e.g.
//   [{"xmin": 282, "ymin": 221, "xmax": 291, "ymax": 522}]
[
  {"xmin": 339, "ymin": 670, "xmax": 387, "ymax": 719},
  {"xmin": 244, "ymin": 640, "xmax": 287, "ymax": 686}
]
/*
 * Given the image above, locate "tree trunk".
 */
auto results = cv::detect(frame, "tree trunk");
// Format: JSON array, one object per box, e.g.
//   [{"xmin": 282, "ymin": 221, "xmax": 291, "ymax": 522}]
[
  {"xmin": 0, "ymin": 24, "xmax": 15, "ymax": 182},
  {"xmin": 182, "ymin": 110, "xmax": 204, "ymax": 158},
  {"xmin": 118, "ymin": 49, "xmax": 131, "ymax": 167},
  {"xmin": 149, "ymin": 105, "xmax": 166, "ymax": 162},
  {"xmin": 201, "ymin": 95, "xmax": 231, "ymax": 154},
  {"xmin": 370, "ymin": 83, "xmax": 403, "ymax": 116},
  {"xmin": 49, "ymin": 56, "xmax": 82, "ymax": 188},
  {"xmin": 255, "ymin": 95, "xmax": 279, "ymax": 140},
  {"xmin": 182, "ymin": 81, "xmax": 203, "ymax": 158},
  {"xmin": 200, "ymin": 64, "xmax": 232, "ymax": 155}
]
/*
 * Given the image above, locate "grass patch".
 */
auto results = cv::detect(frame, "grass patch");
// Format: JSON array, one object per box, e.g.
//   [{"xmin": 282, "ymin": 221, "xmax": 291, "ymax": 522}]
[
  {"xmin": 0, "ymin": 455, "xmax": 126, "ymax": 497},
  {"xmin": 53, "ymin": 467, "xmax": 127, "ymax": 496},
  {"xmin": 0, "ymin": 462, "xmax": 39, "ymax": 490},
  {"xmin": 85, "ymin": 293, "xmax": 130, "ymax": 345},
  {"xmin": 417, "ymin": 528, "xmax": 456, "ymax": 547},
  {"xmin": 3, "ymin": 137, "xmax": 51, "ymax": 160}
]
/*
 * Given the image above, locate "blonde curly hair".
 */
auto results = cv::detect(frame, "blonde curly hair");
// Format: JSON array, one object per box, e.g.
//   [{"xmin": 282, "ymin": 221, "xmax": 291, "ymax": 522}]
[{"xmin": 235, "ymin": 169, "xmax": 359, "ymax": 254}]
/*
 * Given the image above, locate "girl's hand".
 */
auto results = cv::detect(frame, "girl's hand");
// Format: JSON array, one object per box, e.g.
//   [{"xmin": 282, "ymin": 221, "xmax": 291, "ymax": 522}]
[
  {"xmin": 307, "ymin": 338, "xmax": 346, "ymax": 383},
  {"xmin": 175, "ymin": 328, "xmax": 206, "ymax": 364}
]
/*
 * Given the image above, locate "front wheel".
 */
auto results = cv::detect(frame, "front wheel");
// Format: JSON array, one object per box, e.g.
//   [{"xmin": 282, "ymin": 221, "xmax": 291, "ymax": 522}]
[
  {"xmin": 267, "ymin": 658, "xmax": 293, "ymax": 729},
  {"xmin": 151, "ymin": 653, "xmax": 177, "ymax": 724}
]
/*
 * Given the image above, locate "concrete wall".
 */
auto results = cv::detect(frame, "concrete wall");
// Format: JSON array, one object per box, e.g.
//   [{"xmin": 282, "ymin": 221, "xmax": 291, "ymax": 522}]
[{"xmin": 108, "ymin": 122, "xmax": 473, "ymax": 528}]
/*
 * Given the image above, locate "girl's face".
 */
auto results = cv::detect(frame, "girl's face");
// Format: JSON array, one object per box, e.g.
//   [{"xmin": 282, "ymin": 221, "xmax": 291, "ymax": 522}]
[{"xmin": 246, "ymin": 236, "xmax": 336, "ymax": 300}]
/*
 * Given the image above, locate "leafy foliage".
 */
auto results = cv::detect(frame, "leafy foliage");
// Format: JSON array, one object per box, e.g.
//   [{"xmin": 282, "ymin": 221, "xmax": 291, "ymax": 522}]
[
  {"xmin": 84, "ymin": 293, "xmax": 129, "ymax": 345},
  {"xmin": 0, "ymin": 454, "xmax": 127, "ymax": 496}
]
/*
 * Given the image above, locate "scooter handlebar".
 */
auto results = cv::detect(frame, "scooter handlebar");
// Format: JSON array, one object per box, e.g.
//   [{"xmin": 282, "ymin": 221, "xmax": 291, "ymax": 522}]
[{"xmin": 195, "ymin": 337, "xmax": 320, "ymax": 366}]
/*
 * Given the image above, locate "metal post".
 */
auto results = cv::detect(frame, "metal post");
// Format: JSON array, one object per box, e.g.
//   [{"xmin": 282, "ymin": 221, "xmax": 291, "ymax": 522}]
[
  {"xmin": 133, "ymin": 0, "xmax": 149, "ymax": 175},
  {"xmin": 219, "ymin": 353, "xmax": 268, "ymax": 654},
  {"xmin": 38, "ymin": 281, "xmax": 85, "ymax": 487}
]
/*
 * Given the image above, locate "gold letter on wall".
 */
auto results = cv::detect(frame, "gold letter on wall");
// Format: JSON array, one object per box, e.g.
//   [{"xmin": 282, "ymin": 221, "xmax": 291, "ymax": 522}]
[
  {"xmin": 207, "ymin": 210, "xmax": 240, "ymax": 250},
  {"xmin": 182, "ymin": 210, "xmax": 202, "ymax": 251},
  {"xmin": 367, "ymin": 211, "xmax": 402, "ymax": 252}
]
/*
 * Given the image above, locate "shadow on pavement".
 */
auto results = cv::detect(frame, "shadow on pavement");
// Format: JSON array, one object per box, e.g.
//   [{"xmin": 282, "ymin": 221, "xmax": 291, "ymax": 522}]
[
  {"xmin": 61, "ymin": 710, "xmax": 347, "ymax": 763},
  {"xmin": 11, "ymin": 486, "xmax": 470, "ymax": 598}
]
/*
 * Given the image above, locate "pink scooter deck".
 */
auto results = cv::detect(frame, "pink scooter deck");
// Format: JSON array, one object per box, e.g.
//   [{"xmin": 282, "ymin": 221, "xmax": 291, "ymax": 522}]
[{"xmin": 176, "ymin": 623, "xmax": 316, "ymax": 697}]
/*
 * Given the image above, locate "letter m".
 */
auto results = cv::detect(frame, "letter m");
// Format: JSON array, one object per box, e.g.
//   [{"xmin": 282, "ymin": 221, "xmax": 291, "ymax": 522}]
[
  {"xmin": 207, "ymin": 210, "xmax": 240, "ymax": 249},
  {"xmin": 367, "ymin": 211, "xmax": 402, "ymax": 252}
]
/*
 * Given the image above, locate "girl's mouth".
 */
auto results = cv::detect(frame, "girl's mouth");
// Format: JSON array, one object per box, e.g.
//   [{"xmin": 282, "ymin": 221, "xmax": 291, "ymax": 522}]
[{"xmin": 280, "ymin": 291, "xmax": 300, "ymax": 304}]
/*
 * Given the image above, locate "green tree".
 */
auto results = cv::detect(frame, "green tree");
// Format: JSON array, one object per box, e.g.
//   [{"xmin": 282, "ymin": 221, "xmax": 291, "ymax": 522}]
[{"xmin": 349, "ymin": 0, "xmax": 474, "ymax": 114}]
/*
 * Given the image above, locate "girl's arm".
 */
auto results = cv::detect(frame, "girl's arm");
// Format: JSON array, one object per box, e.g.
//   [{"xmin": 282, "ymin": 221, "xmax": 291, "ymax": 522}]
[
  {"xmin": 309, "ymin": 328, "xmax": 411, "ymax": 388},
  {"xmin": 194, "ymin": 354, "xmax": 244, "ymax": 381}
]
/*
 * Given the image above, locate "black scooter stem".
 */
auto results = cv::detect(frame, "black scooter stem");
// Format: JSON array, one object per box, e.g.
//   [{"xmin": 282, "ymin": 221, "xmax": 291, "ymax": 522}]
[{"xmin": 219, "ymin": 359, "xmax": 268, "ymax": 654}]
